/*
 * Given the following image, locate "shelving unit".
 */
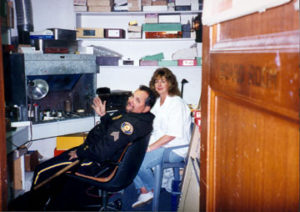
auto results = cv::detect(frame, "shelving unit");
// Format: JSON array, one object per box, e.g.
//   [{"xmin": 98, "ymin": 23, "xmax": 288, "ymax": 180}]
[
  {"xmin": 76, "ymin": 10, "xmax": 202, "ymax": 16},
  {"xmin": 75, "ymin": 10, "xmax": 202, "ymax": 105},
  {"xmin": 75, "ymin": 9, "xmax": 201, "ymax": 58}
]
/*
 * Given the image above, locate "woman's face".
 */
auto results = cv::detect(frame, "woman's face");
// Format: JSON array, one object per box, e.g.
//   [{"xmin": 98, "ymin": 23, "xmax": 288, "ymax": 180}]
[{"xmin": 154, "ymin": 76, "xmax": 169, "ymax": 96}]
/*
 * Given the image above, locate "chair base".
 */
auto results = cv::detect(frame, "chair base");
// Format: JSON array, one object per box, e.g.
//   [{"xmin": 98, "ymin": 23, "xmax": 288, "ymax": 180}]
[{"xmin": 81, "ymin": 190, "xmax": 122, "ymax": 211}]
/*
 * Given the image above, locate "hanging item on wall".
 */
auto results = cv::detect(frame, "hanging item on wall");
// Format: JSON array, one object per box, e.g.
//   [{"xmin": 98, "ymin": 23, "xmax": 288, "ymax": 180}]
[{"xmin": 192, "ymin": 13, "xmax": 202, "ymax": 43}]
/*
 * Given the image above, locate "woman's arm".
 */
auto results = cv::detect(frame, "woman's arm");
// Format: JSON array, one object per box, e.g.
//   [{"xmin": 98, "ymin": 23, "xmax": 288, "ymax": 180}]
[{"xmin": 147, "ymin": 135, "xmax": 175, "ymax": 152}]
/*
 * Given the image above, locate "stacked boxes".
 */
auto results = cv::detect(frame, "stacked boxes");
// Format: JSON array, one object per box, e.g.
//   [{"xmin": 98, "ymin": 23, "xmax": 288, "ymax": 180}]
[
  {"xmin": 143, "ymin": 23, "xmax": 182, "ymax": 39},
  {"xmin": 128, "ymin": 0, "xmax": 142, "ymax": 11},
  {"xmin": 87, "ymin": 0, "xmax": 114, "ymax": 12},
  {"xmin": 128, "ymin": 25, "xmax": 142, "ymax": 39},
  {"xmin": 74, "ymin": 0, "xmax": 87, "ymax": 11}
]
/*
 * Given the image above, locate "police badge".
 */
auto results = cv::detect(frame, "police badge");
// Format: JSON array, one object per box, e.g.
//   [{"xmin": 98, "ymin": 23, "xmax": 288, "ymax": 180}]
[{"xmin": 121, "ymin": 122, "xmax": 134, "ymax": 135}]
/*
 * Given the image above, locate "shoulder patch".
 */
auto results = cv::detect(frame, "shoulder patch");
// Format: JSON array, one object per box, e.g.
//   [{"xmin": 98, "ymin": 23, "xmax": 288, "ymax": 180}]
[
  {"xmin": 112, "ymin": 114, "xmax": 123, "ymax": 120},
  {"xmin": 121, "ymin": 122, "xmax": 134, "ymax": 135}
]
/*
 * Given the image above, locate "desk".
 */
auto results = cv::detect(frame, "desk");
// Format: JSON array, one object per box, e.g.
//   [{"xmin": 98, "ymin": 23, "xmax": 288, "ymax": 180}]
[
  {"xmin": 6, "ymin": 127, "xmax": 29, "ymax": 154},
  {"xmin": 29, "ymin": 116, "xmax": 97, "ymax": 140}
]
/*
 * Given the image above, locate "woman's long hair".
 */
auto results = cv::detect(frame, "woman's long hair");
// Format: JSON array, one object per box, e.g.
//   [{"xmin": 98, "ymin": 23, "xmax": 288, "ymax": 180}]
[{"xmin": 149, "ymin": 67, "xmax": 181, "ymax": 97}]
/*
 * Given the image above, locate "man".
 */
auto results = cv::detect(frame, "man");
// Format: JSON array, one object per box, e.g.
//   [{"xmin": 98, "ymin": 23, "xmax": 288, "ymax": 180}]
[{"xmin": 9, "ymin": 85, "xmax": 156, "ymax": 211}]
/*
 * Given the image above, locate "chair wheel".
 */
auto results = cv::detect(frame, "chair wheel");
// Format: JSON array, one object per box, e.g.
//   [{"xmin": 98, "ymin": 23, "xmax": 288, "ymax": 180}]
[{"xmin": 113, "ymin": 199, "xmax": 122, "ymax": 210}]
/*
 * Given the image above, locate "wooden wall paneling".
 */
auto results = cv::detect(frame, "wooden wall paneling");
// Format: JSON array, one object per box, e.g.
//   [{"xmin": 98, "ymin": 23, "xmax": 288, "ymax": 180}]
[
  {"xmin": 0, "ymin": 21, "xmax": 8, "ymax": 210},
  {"xmin": 201, "ymin": 0, "xmax": 299, "ymax": 211}
]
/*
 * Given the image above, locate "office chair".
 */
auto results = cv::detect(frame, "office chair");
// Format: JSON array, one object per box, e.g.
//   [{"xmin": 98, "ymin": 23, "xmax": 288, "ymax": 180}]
[
  {"xmin": 67, "ymin": 133, "xmax": 151, "ymax": 211},
  {"xmin": 152, "ymin": 144, "xmax": 189, "ymax": 212}
]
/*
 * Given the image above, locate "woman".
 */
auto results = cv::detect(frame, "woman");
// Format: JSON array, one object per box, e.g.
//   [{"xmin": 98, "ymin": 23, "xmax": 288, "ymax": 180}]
[{"xmin": 132, "ymin": 67, "xmax": 192, "ymax": 208}]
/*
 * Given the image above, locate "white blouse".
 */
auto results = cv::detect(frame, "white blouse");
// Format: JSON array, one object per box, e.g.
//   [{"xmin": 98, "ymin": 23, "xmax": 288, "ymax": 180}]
[{"xmin": 149, "ymin": 95, "xmax": 192, "ymax": 158}]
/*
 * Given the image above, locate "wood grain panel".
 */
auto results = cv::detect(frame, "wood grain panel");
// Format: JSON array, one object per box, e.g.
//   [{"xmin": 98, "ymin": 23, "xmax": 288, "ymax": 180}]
[
  {"xmin": 215, "ymin": 1, "xmax": 299, "ymax": 41},
  {"xmin": 213, "ymin": 95, "xmax": 299, "ymax": 211},
  {"xmin": 211, "ymin": 52, "xmax": 299, "ymax": 119},
  {"xmin": 201, "ymin": 0, "xmax": 299, "ymax": 211}
]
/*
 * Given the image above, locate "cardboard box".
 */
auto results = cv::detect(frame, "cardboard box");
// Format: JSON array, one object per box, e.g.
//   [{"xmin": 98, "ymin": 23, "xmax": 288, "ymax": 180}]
[
  {"xmin": 74, "ymin": 0, "xmax": 87, "ymax": 6},
  {"xmin": 139, "ymin": 60, "xmax": 158, "ymax": 66},
  {"xmin": 158, "ymin": 14, "xmax": 181, "ymax": 23},
  {"xmin": 152, "ymin": 0, "xmax": 167, "ymax": 5},
  {"xmin": 56, "ymin": 133, "xmax": 87, "ymax": 150},
  {"xmin": 145, "ymin": 31, "xmax": 182, "ymax": 39},
  {"xmin": 143, "ymin": 23, "xmax": 182, "ymax": 32},
  {"xmin": 145, "ymin": 13, "xmax": 158, "ymax": 23},
  {"xmin": 25, "ymin": 151, "xmax": 39, "ymax": 172},
  {"xmin": 77, "ymin": 28, "xmax": 104, "ymax": 38},
  {"xmin": 13, "ymin": 156, "xmax": 24, "ymax": 190},
  {"xmin": 7, "ymin": 149, "xmax": 27, "ymax": 191},
  {"xmin": 104, "ymin": 29, "xmax": 126, "ymax": 38},
  {"xmin": 158, "ymin": 60, "xmax": 178, "ymax": 66},
  {"xmin": 88, "ymin": 6, "xmax": 112, "ymax": 12},
  {"xmin": 87, "ymin": 0, "xmax": 113, "ymax": 6},
  {"xmin": 128, "ymin": 32, "xmax": 142, "ymax": 39},
  {"xmin": 96, "ymin": 56, "xmax": 121, "ymax": 66},
  {"xmin": 128, "ymin": 0, "xmax": 142, "ymax": 11},
  {"xmin": 74, "ymin": 5, "xmax": 88, "ymax": 12}
]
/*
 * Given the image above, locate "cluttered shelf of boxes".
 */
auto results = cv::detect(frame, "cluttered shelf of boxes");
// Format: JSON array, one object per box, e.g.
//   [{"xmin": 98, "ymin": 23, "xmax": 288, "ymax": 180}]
[{"xmin": 74, "ymin": 0, "xmax": 203, "ymax": 68}]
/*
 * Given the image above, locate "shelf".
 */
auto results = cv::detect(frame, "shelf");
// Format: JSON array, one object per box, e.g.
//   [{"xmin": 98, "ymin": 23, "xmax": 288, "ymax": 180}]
[
  {"xmin": 76, "ymin": 10, "xmax": 202, "ymax": 16},
  {"xmin": 77, "ymin": 38, "xmax": 195, "ymax": 41},
  {"xmin": 29, "ymin": 116, "xmax": 96, "ymax": 140},
  {"xmin": 99, "ymin": 66, "xmax": 201, "ymax": 69}
]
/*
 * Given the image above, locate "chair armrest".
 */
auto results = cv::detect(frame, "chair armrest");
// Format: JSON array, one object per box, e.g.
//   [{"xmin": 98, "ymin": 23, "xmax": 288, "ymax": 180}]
[{"xmin": 162, "ymin": 144, "xmax": 189, "ymax": 162}]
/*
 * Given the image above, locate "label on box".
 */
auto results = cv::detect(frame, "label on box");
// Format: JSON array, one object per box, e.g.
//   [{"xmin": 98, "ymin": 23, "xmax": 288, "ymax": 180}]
[
  {"xmin": 178, "ymin": 59, "xmax": 197, "ymax": 66},
  {"xmin": 108, "ymin": 30, "xmax": 121, "ymax": 37}
]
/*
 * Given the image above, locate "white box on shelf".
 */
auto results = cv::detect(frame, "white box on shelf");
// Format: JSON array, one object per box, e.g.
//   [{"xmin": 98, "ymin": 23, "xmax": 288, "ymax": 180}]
[
  {"xmin": 74, "ymin": 0, "xmax": 86, "ymax": 6},
  {"xmin": 175, "ymin": 0, "xmax": 191, "ymax": 6},
  {"xmin": 143, "ymin": 5, "xmax": 168, "ymax": 11},
  {"xmin": 158, "ymin": 14, "xmax": 181, "ymax": 23},
  {"xmin": 74, "ymin": 5, "xmax": 88, "ymax": 11}
]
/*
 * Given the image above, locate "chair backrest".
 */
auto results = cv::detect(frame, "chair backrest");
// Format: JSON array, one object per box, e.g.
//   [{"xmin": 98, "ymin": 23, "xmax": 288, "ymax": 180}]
[{"xmin": 70, "ymin": 133, "xmax": 151, "ymax": 192}]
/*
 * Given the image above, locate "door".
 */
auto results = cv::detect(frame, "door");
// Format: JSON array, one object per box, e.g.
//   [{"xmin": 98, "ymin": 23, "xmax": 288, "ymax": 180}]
[
  {"xmin": 200, "ymin": 0, "xmax": 299, "ymax": 211},
  {"xmin": 0, "ymin": 20, "xmax": 8, "ymax": 210}
]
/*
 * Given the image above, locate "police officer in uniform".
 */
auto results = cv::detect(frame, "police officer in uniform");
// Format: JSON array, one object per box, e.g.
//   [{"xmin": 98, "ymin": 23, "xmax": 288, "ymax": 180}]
[{"xmin": 9, "ymin": 85, "xmax": 156, "ymax": 211}]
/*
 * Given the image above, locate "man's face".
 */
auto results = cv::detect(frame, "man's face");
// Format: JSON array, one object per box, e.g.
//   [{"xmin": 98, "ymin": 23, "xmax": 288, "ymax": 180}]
[{"xmin": 126, "ymin": 89, "xmax": 150, "ymax": 113}]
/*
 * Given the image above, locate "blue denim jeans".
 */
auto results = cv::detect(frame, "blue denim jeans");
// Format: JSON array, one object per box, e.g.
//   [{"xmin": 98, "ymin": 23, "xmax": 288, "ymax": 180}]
[{"xmin": 133, "ymin": 147, "xmax": 183, "ymax": 191}]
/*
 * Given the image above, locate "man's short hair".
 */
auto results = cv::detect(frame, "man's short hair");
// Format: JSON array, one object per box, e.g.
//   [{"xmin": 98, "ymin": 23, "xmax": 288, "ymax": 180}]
[{"xmin": 139, "ymin": 85, "xmax": 156, "ymax": 108}]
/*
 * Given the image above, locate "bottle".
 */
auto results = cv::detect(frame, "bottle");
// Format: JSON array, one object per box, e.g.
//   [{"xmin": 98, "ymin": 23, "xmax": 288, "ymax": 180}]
[{"xmin": 33, "ymin": 103, "xmax": 39, "ymax": 122}]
